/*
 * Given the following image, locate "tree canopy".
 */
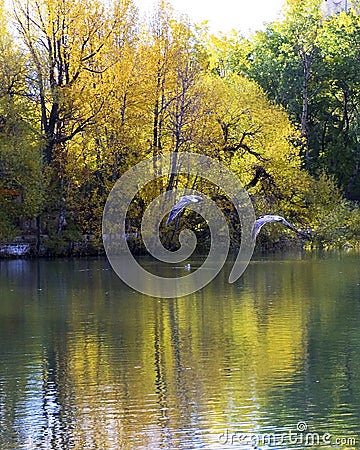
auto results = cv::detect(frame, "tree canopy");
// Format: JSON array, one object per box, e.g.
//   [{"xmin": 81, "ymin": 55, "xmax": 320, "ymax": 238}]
[{"xmin": 0, "ymin": 0, "xmax": 359, "ymax": 253}]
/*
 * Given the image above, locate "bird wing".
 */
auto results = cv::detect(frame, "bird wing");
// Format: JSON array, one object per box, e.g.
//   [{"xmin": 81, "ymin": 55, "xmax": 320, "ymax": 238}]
[
  {"xmin": 252, "ymin": 214, "xmax": 301, "ymax": 239},
  {"xmin": 252, "ymin": 216, "xmax": 274, "ymax": 239},
  {"xmin": 166, "ymin": 197, "xmax": 193, "ymax": 225},
  {"xmin": 279, "ymin": 217, "xmax": 311, "ymax": 238},
  {"xmin": 279, "ymin": 216, "xmax": 299, "ymax": 233}
]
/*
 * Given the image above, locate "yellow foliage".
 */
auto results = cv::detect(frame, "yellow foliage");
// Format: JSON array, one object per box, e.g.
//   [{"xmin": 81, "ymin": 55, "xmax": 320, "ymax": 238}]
[{"xmin": 1, "ymin": 0, "xmax": 356, "ymax": 247}]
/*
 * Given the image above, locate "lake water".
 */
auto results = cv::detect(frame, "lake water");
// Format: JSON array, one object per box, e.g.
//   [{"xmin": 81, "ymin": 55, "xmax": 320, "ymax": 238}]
[{"xmin": 0, "ymin": 253, "xmax": 360, "ymax": 449}]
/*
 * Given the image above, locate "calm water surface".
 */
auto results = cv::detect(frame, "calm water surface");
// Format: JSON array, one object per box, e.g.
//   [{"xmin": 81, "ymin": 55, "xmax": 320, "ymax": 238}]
[{"xmin": 0, "ymin": 253, "xmax": 360, "ymax": 449}]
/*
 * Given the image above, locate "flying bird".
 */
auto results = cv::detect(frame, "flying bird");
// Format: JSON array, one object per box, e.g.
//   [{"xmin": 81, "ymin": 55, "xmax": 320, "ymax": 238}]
[
  {"xmin": 166, "ymin": 195, "xmax": 309, "ymax": 240},
  {"xmin": 166, "ymin": 195, "xmax": 203, "ymax": 225},
  {"xmin": 252, "ymin": 214, "xmax": 308, "ymax": 239}
]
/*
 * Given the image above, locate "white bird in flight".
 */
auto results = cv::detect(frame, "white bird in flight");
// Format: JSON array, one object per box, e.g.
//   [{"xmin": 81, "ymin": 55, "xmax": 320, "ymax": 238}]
[
  {"xmin": 166, "ymin": 195, "xmax": 309, "ymax": 240},
  {"xmin": 166, "ymin": 195, "xmax": 203, "ymax": 226},
  {"xmin": 252, "ymin": 214, "xmax": 308, "ymax": 239}
]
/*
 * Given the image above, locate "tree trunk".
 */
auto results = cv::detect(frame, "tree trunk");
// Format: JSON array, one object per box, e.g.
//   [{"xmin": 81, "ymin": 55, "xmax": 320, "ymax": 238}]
[{"xmin": 300, "ymin": 50, "xmax": 312, "ymax": 168}]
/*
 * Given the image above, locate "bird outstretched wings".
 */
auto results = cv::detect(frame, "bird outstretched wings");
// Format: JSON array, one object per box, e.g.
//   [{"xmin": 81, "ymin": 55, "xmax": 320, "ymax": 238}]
[
  {"xmin": 166, "ymin": 197, "xmax": 310, "ymax": 241},
  {"xmin": 252, "ymin": 214, "xmax": 307, "ymax": 239},
  {"xmin": 166, "ymin": 195, "xmax": 203, "ymax": 225}
]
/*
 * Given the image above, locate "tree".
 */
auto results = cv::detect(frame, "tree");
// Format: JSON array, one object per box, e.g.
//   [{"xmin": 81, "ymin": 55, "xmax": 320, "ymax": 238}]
[
  {"xmin": 317, "ymin": 10, "xmax": 360, "ymax": 199},
  {"xmin": 282, "ymin": 0, "xmax": 323, "ymax": 166},
  {"xmin": 135, "ymin": 1, "xmax": 212, "ymax": 191},
  {"xmin": 246, "ymin": 0, "xmax": 324, "ymax": 169},
  {"xmin": 0, "ymin": 0, "xmax": 43, "ymax": 240},
  {"xmin": 1, "ymin": 0, "xmax": 358, "ymax": 251},
  {"xmin": 230, "ymin": 0, "xmax": 360, "ymax": 200},
  {"xmin": 13, "ymin": 0, "xmax": 137, "ymax": 238}
]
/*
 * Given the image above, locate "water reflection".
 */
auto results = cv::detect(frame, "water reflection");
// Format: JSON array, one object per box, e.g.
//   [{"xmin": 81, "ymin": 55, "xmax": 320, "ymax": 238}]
[{"xmin": 0, "ymin": 254, "xmax": 360, "ymax": 449}]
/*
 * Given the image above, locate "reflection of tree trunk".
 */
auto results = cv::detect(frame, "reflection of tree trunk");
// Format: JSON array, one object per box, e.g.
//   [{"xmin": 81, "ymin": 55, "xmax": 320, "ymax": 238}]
[
  {"xmin": 42, "ymin": 342, "xmax": 73, "ymax": 447},
  {"xmin": 154, "ymin": 300, "xmax": 190, "ymax": 425},
  {"xmin": 168, "ymin": 301, "xmax": 182, "ymax": 378},
  {"xmin": 36, "ymin": 215, "xmax": 41, "ymax": 254},
  {"xmin": 153, "ymin": 305, "xmax": 169, "ymax": 427}
]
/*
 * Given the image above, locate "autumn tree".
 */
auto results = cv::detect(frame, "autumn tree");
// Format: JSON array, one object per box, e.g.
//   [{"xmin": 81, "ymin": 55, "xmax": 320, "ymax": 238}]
[
  {"xmin": 12, "ymin": 0, "xmax": 137, "ymax": 239},
  {"xmin": 0, "ymin": 0, "xmax": 43, "ymax": 240},
  {"xmin": 210, "ymin": 75, "xmax": 313, "ymax": 218},
  {"xmin": 132, "ymin": 2, "xmax": 213, "ymax": 192},
  {"xmin": 55, "ymin": 0, "xmax": 140, "ymax": 240},
  {"xmin": 1, "ymin": 0, "xmax": 358, "ymax": 252}
]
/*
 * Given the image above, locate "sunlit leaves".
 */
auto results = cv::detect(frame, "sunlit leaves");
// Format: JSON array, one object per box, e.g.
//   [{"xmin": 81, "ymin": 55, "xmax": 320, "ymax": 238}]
[
  {"xmin": 1, "ymin": 0, "xmax": 359, "ymax": 249},
  {"xmin": 0, "ymin": 2, "xmax": 43, "ymax": 239}
]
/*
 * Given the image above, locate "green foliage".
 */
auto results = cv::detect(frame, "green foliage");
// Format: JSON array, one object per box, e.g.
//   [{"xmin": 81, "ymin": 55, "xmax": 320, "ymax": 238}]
[
  {"xmin": 0, "ymin": 7, "xmax": 43, "ymax": 239},
  {"xmin": 316, "ymin": 11, "xmax": 360, "ymax": 199},
  {"xmin": 0, "ymin": 0, "xmax": 359, "ymax": 253},
  {"xmin": 234, "ymin": 1, "xmax": 360, "ymax": 201}
]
